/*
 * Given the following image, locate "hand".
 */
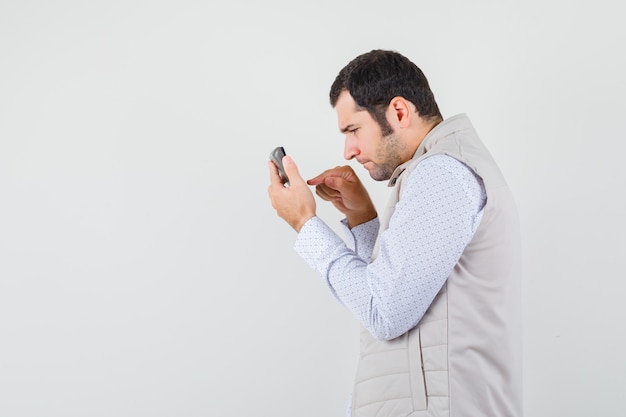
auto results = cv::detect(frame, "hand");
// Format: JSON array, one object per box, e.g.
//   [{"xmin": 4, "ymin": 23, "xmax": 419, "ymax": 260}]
[
  {"xmin": 307, "ymin": 165, "xmax": 377, "ymax": 228},
  {"xmin": 267, "ymin": 155, "xmax": 316, "ymax": 232}
]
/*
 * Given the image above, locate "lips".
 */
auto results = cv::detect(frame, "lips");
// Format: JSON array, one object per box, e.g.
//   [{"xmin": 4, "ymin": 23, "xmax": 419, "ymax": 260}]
[{"xmin": 360, "ymin": 161, "xmax": 373, "ymax": 171}]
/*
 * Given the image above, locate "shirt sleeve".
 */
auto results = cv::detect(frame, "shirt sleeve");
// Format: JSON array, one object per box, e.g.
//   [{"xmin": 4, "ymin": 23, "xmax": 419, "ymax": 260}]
[{"xmin": 295, "ymin": 154, "xmax": 486, "ymax": 341}]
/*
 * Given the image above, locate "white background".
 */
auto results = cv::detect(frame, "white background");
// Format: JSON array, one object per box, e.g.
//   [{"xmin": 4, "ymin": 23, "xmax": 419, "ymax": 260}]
[{"xmin": 1, "ymin": 1, "xmax": 624, "ymax": 416}]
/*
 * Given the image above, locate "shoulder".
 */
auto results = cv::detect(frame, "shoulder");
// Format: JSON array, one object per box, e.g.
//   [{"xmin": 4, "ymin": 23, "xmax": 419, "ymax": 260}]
[
  {"xmin": 402, "ymin": 154, "xmax": 485, "ymax": 202},
  {"xmin": 407, "ymin": 154, "xmax": 477, "ymax": 184}
]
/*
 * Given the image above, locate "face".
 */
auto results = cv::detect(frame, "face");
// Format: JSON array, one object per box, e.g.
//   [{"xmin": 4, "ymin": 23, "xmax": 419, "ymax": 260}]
[{"xmin": 335, "ymin": 91, "xmax": 407, "ymax": 181}]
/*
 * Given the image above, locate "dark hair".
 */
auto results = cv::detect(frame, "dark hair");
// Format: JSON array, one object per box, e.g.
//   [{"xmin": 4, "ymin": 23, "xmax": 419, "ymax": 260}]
[{"xmin": 329, "ymin": 49, "xmax": 442, "ymax": 133}]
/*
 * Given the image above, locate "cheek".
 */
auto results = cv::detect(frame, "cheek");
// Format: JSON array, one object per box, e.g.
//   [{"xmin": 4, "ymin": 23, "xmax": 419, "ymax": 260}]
[{"xmin": 369, "ymin": 137, "xmax": 385, "ymax": 158}]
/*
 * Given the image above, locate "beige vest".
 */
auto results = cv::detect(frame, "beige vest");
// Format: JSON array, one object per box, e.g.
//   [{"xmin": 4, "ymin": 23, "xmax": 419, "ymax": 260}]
[{"xmin": 351, "ymin": 114, "xmax": 522, "ymax": 417}]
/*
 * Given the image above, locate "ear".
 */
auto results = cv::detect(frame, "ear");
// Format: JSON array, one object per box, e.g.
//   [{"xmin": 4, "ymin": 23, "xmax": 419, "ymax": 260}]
[{"xmin": 387, "ymin": 96, "xmax": 413, "ymax": 128}]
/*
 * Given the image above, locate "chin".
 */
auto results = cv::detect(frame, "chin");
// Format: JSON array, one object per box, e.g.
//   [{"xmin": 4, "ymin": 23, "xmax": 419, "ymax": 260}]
[
  {"xmin": 362, "ymin": 162, "xmax": 390, "ymax": 181},
  {"xmin": 370, "ymin": 167, "xmax": 394, "ymax": 182},
  {"xmin": 369, "ymin": 171, "xmax": 388, "ymax": 182}
]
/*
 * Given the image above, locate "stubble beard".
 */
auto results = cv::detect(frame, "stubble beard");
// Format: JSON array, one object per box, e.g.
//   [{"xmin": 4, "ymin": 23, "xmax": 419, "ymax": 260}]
[{"xmin": 368, "ymin": 132, "xmax": 405, "ymax": 181}]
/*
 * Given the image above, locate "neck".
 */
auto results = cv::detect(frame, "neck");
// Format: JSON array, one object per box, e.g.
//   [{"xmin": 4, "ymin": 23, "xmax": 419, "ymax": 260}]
[{"xmin": 405, "ymin": 116, "xmax": 442, "ymax": 159}]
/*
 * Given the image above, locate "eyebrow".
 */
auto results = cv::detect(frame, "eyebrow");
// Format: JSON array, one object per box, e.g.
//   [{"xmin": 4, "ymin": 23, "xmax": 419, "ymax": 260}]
[{"xmin": 340, "ymin": 124, "xmax": 357, "ymax": 133}]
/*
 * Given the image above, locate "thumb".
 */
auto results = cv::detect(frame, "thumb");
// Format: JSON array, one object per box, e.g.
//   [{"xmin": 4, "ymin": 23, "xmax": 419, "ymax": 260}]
[
  {"xmin": 324, "ymin": 175, "xmax": 349, "ymax": 191},
  {"xmin": 324, "ymin": 176, "xmax": 338, "ymax": 189},
  {"xmin": 325, "ymin": 174, "xmax": 361, "ymax": 199},
  {"xmin": 282, "ymin": 155, "xmax": 304, "ymax": 185}
]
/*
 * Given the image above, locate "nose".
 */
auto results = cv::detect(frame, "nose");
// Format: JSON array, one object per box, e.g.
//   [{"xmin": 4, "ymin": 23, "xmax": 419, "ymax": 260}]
[{"xmin": 343, "ymin": 135, "xmax": 359, "ymax": 161}]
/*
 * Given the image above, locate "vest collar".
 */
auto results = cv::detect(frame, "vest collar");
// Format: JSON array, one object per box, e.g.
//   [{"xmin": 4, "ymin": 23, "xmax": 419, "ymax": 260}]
[{"xmin": 387, "ymin": 113, "xmax": 471, "ymax": 187}]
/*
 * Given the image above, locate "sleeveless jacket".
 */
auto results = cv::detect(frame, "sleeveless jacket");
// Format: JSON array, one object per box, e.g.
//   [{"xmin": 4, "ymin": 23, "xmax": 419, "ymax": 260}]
[{"xmin": 351, "ymin": 114, "xmax": 522, "ymax": 417}]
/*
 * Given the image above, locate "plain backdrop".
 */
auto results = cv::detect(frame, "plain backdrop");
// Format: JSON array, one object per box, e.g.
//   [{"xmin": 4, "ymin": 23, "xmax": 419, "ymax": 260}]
[{"xmin": 1, "ymin": 1, "xmax": 624, "ymax": 416}]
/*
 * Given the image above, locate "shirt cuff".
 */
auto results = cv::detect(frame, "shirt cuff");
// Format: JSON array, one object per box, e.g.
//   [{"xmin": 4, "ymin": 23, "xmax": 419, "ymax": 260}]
[
  {"xmin": 341, "ymin": 217, "xmax": 380, "ymax": 259},
  {"xmin": 294, "ymin": 216, "xmax": 346, "ymax": 276}
]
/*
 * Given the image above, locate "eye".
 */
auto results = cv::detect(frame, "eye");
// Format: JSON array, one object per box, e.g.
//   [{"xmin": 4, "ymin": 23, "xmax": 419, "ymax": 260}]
[{"xmin": 349, "ymin": 128, "xmax": 359, "ymax": 134}]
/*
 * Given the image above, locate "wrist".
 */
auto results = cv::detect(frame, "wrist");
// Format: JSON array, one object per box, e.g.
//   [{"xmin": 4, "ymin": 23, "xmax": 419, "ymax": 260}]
[
  {"xmin": 346, "ymin": 210, "xmax": 377, "ymax": 229},
  {"xmin": 294, "ymin": 213, "xmax": 316, "ymax": 233}
]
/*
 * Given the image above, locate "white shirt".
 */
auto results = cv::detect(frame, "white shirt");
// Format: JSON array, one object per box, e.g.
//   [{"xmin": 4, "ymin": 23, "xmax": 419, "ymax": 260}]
[{"xmin": 294, "ymin": 154, "xmax": 487, "ymax": 340}]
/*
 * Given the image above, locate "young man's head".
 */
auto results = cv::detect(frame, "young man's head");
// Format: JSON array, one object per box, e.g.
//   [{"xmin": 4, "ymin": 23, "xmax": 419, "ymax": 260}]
[
  {"xmin": 330, "ymin": 50, "xmax": 442, "ymax": 181},
  {"xmin": 329, "ymin": 49, "xmax": 442, "ymax": 133}
]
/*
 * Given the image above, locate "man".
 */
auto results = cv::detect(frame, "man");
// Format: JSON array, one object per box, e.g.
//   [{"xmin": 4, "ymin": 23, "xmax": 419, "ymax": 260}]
[{"xmin": 267, "ymin": 49, "xmax": 522, "ymax": 417}]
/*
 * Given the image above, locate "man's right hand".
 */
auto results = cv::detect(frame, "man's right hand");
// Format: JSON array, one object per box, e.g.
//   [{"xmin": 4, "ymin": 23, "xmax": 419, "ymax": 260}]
[
  {"xmin": 268, "ymin": 155, "xmax": 317, "ymax": 232},
  {"xmin": 307, "ymin": 165, "xmax": 377, "ymax": 229}
]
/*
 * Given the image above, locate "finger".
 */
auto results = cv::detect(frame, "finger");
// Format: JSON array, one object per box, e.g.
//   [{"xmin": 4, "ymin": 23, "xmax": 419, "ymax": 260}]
[
  {"xmin": 307, "ymin": 166, "xmax": 345, "ymax": 185},
  {"xmin": 282, "ymin": 155, "xmax": 304, "ymax": 185},
  {"xmin": 315, "ymin": 187, "xmax": 331, "ymax": 202},
  {"xmin": 314, "ymin": 185, "xmax": 334, "ymax": 201},
  {"xmin": 316, "ymin": 183, "xmax": 341, "ymax": 199},
  {"xmin": 315, "ymin": 186, "xmax": 347, "ymax": 210},
  {"xmin": 324, "ymin": 175, "xmax": 354, "ymax": 194},
  {"xmin": 307, "ymin": 172, "xmax": 328, "ymax": 186},
  {"xmin": 268, "ymin": 161, "xmax": 282, "ymax": 187}
]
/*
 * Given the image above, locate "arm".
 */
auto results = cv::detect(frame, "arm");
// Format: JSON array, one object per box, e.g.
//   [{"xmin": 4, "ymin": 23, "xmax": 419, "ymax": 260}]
[{"xmin": 296, "ymin": 155, "xmax": 486, "ymax": 340}]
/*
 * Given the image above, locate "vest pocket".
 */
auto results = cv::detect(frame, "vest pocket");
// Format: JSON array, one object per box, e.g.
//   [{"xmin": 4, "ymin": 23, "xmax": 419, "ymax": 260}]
[{"xmin": 408, "ymin": 326, "xmax": 428, "ymax": 411}]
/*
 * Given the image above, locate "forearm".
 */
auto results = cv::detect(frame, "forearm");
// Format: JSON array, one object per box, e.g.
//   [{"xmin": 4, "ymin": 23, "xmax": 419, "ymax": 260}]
[
  {"xmin": 295, "ymin": 156, "xmax": 486, "ymax": 341},
  {"xmin": 340, "ymin": 217, "xmax": 379, "ymax": 259},
  {"xmin": 296, "ymin": 216, "xmax": 416, "ymax": 340}
]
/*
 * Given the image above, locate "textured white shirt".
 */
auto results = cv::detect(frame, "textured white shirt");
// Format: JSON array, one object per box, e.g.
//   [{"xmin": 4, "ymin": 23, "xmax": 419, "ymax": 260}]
[{"xmin": 294, "ymin": 154, "xmax": 487, "ymax": 341}]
